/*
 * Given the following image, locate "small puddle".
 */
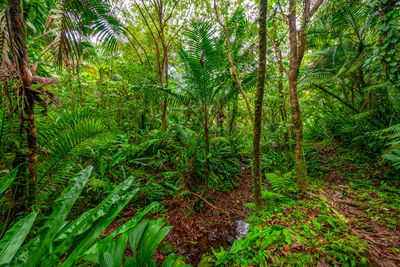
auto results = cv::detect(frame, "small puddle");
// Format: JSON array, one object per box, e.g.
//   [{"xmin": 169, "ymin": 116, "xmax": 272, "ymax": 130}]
[{"xmin": 235, "ymin": 220, "xmax": 249, "ymax": 239}]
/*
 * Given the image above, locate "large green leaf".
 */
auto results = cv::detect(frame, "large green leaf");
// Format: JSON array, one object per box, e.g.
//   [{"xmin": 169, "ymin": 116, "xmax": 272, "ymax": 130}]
[
  {"xmin": 0, "ymin": 168, "xmax": 18, "ymax": 196},
  {"xmin": 161, "ymin": 253, "xmax": 192, "ymax": 267},
  {"xmin": 137, "ymin": 219, "xmax": 173, "ymax": 267},
  {"xmin": 60, "ymin": 182, "xmax": 138, "ymax": 267},
  {"xmin": 127, "ymin": 220, "xmax": 149, "ymax": 253},
  {"xmin": 0, "ymin": 212, "xmax": 37, "ymax": 265},
  {"xmin": 42, "ymin": 176, "xmax": 136, "ymax": 266},
  {"xmin": 29, "ymin": 166, "xmax": 93, "ymax": 265},
  {"xmin": 162, "ymin": 254, "xmax": 179, "ymax": 267},
  {"xmin": 82, "ymin": 202, "xmax": 160, "ymax": 263},
  {"xmin": 99, "ymin": 233, "xmax": 128, "ymax": 267}
]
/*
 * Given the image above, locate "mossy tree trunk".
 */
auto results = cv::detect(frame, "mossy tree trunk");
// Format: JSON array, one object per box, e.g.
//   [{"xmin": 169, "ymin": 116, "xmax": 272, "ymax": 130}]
[{"xmin": 252, "ymin": 0, "xmax": 267, "ymax": 212}]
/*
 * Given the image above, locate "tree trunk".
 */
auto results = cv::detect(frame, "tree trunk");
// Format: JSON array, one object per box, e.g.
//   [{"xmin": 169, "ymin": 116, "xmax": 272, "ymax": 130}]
[
  {"xmin": 160, "ymin": 5, "xmax": 168, "ymax": 132},
  {"xmin": 288, "ymin": 76, "xmax": 307, "ymax": 192},
  {"xmin": 277, "ymin": 70, "xmax": 291, "ymax": 163},
  {"xmin": 161, "ymin": 99, "xmax": 167, "ymax": 131},
  {"xmin": 161, "ymin": 45, "xmax": 168, "ymax": 132},
  {"xmin": 204, "ymin": 109, "xmax": 210, "ymax": 189},
  {"xmin": 252, "ymin": 0, "xmax": 267, "ymax": 212},
  {"xmin": 67, "ymin": 67, "xmax": 75, "ymax": 109},
  {"xmin": 228, "ymin": 97, "xmax": 238, "ymax": 136},
  {"xmin": 9, "ymin": 0, "xmax": 37, "ymax": 207},
  {"xmin": 288, "ymin": 0, "xmax": 307, "ymax": 192}
]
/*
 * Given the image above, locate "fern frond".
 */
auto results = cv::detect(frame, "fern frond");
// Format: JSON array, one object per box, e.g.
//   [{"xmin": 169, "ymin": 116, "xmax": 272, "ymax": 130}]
[
  {"xmin": 36, "ymin": 108, "xmax": 110, "ymax": 203},
  {"xmin": 265, "ymin": 172, "xmax": 297, "ymax": 195}
]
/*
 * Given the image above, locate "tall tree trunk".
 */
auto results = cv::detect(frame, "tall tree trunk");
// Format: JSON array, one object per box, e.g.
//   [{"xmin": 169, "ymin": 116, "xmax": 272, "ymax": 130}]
[
  {"xmin": 9, "ymin": 0, "xmax": 37, "ymax": 206},
  {"xmin": 252, "ymin": 0, "xmax": 267, "ymax": 212},
  {"xmin": 161, "ymin": 100, "xmax": 167, "ymax": 131},
  {"xmin": 228, "ymin": 97, "xmax": 238, "ymax": 136},
  {"xmin": 288, "ymin": 0, "xmax": 307, "ymax": 192},
  {"xmin": 277, "ymin": 70, "xmax": 291, "ymax": 163},
  {"xmin": 161, "ymin": 42, "xmax": 168, "ymax": 132},
  {"xmin": 204, "ymin": 107, "xmax": 210, "ymax": 189},
  {"xmin": 159, "ymin": 4, "xmax": 168, "ymax": 133},
  {"xmin": 67, "ymin": 67, "xmax": 75, "ymax": 109}
]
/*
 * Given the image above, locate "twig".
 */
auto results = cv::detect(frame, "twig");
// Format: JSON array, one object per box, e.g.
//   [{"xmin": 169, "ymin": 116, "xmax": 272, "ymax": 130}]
[
  {"xmin": 298, "ymin": 56, "xmax": 324, "ymax": 84},
  {"xmin": 188, "ymin": 190, "xmax": 226, "ymax": 214}
]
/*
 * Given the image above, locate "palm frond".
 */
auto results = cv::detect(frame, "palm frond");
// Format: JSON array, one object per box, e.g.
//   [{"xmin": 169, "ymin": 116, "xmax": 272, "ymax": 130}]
[
  {"xmin": 40, "ymin": 0, "xmax": 124, "ymax": 68},
  {"xmin": 36, "ymin": 107, "xmax": 110, "ymax": 203}
]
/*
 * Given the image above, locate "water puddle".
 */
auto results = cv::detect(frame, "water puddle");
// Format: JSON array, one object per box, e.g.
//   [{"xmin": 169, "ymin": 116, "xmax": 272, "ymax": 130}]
[{"xmin": 235, "ymin": 220, "xmax": 249, "ymax": 239}]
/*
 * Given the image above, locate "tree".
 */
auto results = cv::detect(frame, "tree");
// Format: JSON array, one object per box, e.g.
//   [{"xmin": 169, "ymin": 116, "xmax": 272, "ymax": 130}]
[
  {"xmin": 142, "ymin": 21, "xmax": 225, "ymax": 189},
  {"xmin": 267, "ymin": 0, "xmax": 324, "ymax": 192},
  {"xmin": 0, "ymin": 0, "xmax": 123, "ymax": 207},
  {"xmin": 252, "ymin": 0, "xmax": 267, "ymax": 211},
  {"xmin": 3, "ymin": 0, "xmax": 59, "ymax": 207},
  {"xmin": 130, "ymin": 0, "xmax": 191, "ymax": 131},
  {"xmin": 213, "ymin": 0, "xmax": 254, "ymax": 123}
]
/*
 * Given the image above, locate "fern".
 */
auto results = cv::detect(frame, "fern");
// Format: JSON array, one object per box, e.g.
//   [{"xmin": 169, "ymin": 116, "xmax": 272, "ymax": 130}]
[
  {"xmin": 265, "ymin": 172, "xmax": 297, "ymax": 195},
  {"xmin": 381, "ymin": 123, "xmax": 400, "ymax": 168},
  {"xmin": 36, "ymin": 107, "xmax": 111, "ymax": 204}
]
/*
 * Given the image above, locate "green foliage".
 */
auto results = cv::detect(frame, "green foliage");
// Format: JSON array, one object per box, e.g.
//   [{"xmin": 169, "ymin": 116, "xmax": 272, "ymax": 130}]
[
  {"xmin": 83, "ymin": 208, "xmax": 190, "ymax": 267},
  {"xmin": 222, "ymin": 193, "xmax": 369, "ymax": 266},
  {"xmin": 37, "ymin": 107, "xmax": 112, "ymax": 204},
  {"xmin": 382, "ymin": 123, "xmax": 400, "ymax": 169},
  {"xmin": 0, "ymin": 212, "xmax": 37, "ymax": 265},
  {"xmin": 2, "ymin": 1, "xmax": 400, "ymax": 266},
  {"xmin": 0, "ymin": 168, "xmax": 18, "ymax": 197},
  {"xmin": 0, "ymin": 166, "xmax": 149, "ymax": 266},
  {"xmin": 212, "ymin": 225, "xmax": 292, "ymax": 266},
  {"xmin": 265, "ymin": 172, "xmax": 297, "ymax": 195}
]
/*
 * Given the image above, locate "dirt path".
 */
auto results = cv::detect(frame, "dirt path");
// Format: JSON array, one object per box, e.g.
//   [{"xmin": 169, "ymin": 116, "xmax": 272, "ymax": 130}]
[
  {"xmin": 154, "ymin": 167, "xmax": 252, "ymax": 265},
  {"xmin": 108, "ymin": 166, "xmax": 253, "ymax": 266},
  {"xmin": 317, "ymin": 144, "xmax": 400, "ymax": 266}
]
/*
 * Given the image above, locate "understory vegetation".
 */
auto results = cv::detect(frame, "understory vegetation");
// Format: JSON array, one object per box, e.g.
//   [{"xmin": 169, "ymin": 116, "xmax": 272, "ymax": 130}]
[{"xmin": 1, "ymin": 0, "xmax": 400, "ymax": 266}]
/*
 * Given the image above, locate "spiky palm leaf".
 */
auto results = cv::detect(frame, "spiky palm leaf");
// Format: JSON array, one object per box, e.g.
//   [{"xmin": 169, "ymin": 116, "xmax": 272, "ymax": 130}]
[{"xmin": 40, "ymin": 0, "xmax": 124, "ymax": 68}]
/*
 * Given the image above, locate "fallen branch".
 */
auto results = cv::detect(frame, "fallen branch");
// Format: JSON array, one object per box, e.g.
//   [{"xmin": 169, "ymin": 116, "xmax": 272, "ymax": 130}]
[{"xmin": 188, "ymin": 190, "xmax": 226, "ymax": 214}]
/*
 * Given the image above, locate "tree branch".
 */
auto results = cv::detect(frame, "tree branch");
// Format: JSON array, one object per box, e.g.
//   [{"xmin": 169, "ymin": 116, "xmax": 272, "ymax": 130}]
[
  {"xmin": 311, "ymin": 83, "xmax": 358, "ymax": 113},
  {"xmin": 213, "ymin": 0, "xmax": 254, "ymax": 123}
]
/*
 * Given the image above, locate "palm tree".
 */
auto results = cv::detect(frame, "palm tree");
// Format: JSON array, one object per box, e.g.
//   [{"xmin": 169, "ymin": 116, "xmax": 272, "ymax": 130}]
[
  {"xmin": 0, "ymin": 0, "xmax": 123, "ymax": 207},
  {"xmin": 141, "ymin": 21, "xmax": 225, "ymax": 188},
  {"xmin": 178, "ymin": 21, "xmax": 225, "ymax": 187}
]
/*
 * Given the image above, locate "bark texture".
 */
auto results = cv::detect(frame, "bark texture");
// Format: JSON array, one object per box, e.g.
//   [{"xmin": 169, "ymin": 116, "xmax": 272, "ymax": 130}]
[
  {"xmin": 9, "ymin": 0, "xmax": 37, "ymax": 206},
  {"xmin": 287, "ymin": 0, "xmax": 323, "ymax": 192},
  {"xmin": 252, "ymin": 0, "xmax": 267, "ymax": 211},
  {"xmin": 204, "ymin": 105, "xmax": 210, "ymax": 188}
]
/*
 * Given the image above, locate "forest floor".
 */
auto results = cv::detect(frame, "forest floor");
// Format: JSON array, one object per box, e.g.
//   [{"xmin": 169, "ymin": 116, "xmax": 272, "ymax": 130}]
[
  {"xmin": 106, "ymin": 167, "xmax": 254, "ymax": 266},
  {"xmin": 106, "ymin": 143, "xmax": 400, "ymax": 266},
  {"xmin": 151, "ymin": 167, "xmax": 253, "ymax": 265},
  {"xmin": 313, "ymin": 143, "xmax": 400, "ymax": 266}
]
